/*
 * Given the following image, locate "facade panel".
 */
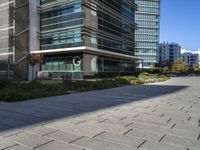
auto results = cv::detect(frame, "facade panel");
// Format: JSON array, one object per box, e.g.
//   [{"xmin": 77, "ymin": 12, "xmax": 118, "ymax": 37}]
[{"xmin": 0, "ymin": 0, "xmax": 14, "ymax": 79}]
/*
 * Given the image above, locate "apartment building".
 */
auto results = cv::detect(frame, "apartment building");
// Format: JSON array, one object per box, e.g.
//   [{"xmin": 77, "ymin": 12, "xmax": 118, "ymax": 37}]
[
  {"xmin": 181, "ymin": 52, "xmax": 199, "ymax": 68},
  {"xmin": 159, "ymin": 42, "xmax": 181, "ymax": 66}
]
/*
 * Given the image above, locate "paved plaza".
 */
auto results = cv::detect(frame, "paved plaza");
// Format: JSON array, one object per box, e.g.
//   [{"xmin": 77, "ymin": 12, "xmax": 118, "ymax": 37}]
[{"xmin": 0, "ymin": 77, "xmax": 200, "ymax": 150}]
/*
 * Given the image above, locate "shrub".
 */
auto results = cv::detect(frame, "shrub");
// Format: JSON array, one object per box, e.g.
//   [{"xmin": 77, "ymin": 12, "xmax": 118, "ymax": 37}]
[
  {"xmin": 0, "ymin": 80, "xmax": 69, "ymax": 102},
  {"xmin": 159, "ymin": 74, "xmax": 168, "ymax": 79},
  {"xmin": 115, "ymin": 77, "xmax": 130, "ymax": 85},
  {"xmin": 0, "ymin": 89, "xmax": 27, "ymax": 102},
  {"xmin": 115, "ymin": 76, "xmax": 143, "ymax": 85},
  {"xmin": 63, "ymin": 80, "xmax": 73, "ymax": 89},
  {"xmin": 0, "ymin": 80, "xmax": 10, "ymax": 89},
  {"xmin": 138, "ymin": 72, "xmax": 168, "ymax": 83},
  {"xmin": 63, "ymin": 79, "xmax": 122, "ymax": 92},
  {"xmin": 162, "ymin": 67, "xmax": 170, "ymax": 74},
  {"xmin": 130, "ymin": 79, "xmax": 144, "ymax": 85},
  {"xmin": 28, "ymin": 80, "xmax": 44, "ymax": 89},
  {"xmin": 0, "ymin": 73, "xmax": 169, "ymax": 102},
  {"xmin": 101, "ymin": 79, "xmax": 116, "ymax": 88}
]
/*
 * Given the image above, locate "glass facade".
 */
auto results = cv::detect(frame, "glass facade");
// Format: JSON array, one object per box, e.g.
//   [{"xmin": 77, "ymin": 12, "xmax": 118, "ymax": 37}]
[
  {"xmin": 98, "ymin": 57, "xmax": 135, "ymax": 73},
  {"xmin": 38, "ymin": 0, "xmax": 137, "ymax": 78},
  {"xmin": 41, "ymin": 54, "xmax": 83, "ymax": 72},
  {"xmin": 41, "ymin": 28, "xmax": 82, "ymax": 50},
  {"xmin": 40, "ymin": 0, "xmax": 136, "ymax": 55},
  {"xmin": 87, "ymin": 0, "xmax": 136, "ymax": 55},
  {"xmin": 135, "ymin": 0, "xmax": 160, "ymax": 68},
  {"xmin": 40, "ymin": 54, "xmax": 135, "ymax": 79},
  {"xmin": 40, "ymin": 1, "xmax": 83, "ymax": 50}
]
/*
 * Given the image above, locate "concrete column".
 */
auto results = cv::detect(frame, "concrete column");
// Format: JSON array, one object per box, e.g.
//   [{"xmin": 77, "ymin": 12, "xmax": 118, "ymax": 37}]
[
  {"xmin": 83, "ymin": 53, "xmax": 98, "ymax": 76},
  {"xmin": 29, "ymin": 0, "xmax": 40, "ymax": 80}
]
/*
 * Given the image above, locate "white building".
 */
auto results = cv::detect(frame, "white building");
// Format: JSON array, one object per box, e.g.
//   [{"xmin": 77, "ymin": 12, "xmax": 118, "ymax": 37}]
[
  {"xmin": 181, "ymin": 49, "xmax": 200, "ymax": 65},
  {"xmin": 159, "ymin": 42, "xmax": 181, "ymax": 66},
  {"xmin": 181, "ymin": 50, "xmax": 200, "ymax": 68}
]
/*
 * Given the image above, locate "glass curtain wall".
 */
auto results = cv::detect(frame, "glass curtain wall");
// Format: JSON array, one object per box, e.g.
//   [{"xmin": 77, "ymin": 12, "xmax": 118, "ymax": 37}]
[
  {"xmin": 40, "ymin": 0, "xmax": 83, "ymax": 50},
  {"xmin": 39, "ymin": 0, "xmax": 137, "ymax": 78},
  {"xmin": 135, "ymin": 0, "xmax": 160, "ymax": 68},
  {"xmin": 85, "ymin": 0, "xmax": 137, "ymax": 56}
]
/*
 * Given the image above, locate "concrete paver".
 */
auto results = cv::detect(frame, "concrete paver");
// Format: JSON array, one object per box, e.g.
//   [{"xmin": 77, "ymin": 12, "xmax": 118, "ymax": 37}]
[
  {"xmin": 0, "ymin": 138, "xmax": 17, "ymax": 149},
  {"xmin": 35, "ymin": 141, "xmax": 83, "ymax": 150},
  {"xmin": 44, "ymin": 130, "xmax": 83, "ymax": 144},
  {"xmin": 161, "ymin": 134, "xmax": 200, "ymax": 149},
  {"xmin": 5, "ymin": 132, "xmax": 52, "ymax": 149},
  {"xmin": 140, "ymin": 140, "xmax": 184, "ymax": 150},
  {"xmin": 72, "ymin": 136, "xmax": 138, "ymax": 150},
  {"xmin": 125, "ymin": 128, "xmax": 164, "ymax": 141},
  {"xmin": 27, "ymin": 126, "xmax": 58, "ymax": 136},
  {"xmin": 3, "ymin": 145, "xmax": 31, "ymax": 150},
  {"xmin": 94, "ymin": 131, "xmax": 146, "ymax": 147}
]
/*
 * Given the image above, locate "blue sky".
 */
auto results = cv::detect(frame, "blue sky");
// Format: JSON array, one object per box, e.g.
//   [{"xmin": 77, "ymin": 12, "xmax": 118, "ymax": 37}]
[{"xmin": 160, "ymin": 0, "xmax": 200, "ymax": 50}]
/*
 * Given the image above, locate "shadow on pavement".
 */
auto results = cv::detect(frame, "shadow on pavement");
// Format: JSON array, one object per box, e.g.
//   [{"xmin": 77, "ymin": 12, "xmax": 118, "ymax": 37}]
[{"xmin": 0, "ymin": 84, "xmax": 188, "ymax": 133}]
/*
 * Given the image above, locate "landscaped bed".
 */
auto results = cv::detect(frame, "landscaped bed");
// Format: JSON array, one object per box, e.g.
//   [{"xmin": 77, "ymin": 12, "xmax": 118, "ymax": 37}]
[
  {"xmin": 138, "ymin": 72, "xmax": 169, "ymax": 83},
  {"xmin": 0, "ymin": 73, "xmax": 169, "ymax": 102}
]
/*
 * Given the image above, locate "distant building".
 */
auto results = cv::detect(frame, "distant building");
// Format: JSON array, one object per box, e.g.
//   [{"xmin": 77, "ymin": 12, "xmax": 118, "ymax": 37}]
[
  {"xmin": 159, "ymin": 42, "xmax": 181, "ymax": 66},
  {"xmin": 181, "ymin": 49, "xmax": 200, "ymax": 66},
  {"xmin": 135, "ymin": 0, "xmax": 161, "ymax": 69},
  {"xmin": 181, "ymin": 52, "xmax": 199, "ymax": 68}
]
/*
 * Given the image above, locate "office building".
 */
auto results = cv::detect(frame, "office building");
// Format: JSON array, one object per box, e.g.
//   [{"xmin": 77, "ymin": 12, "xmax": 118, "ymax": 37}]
[
  {"xmin": 159, "ymin": 42, "xmax": 181, "ymax": 66},
  {"xmin": 0, "ymin": 0, "xmax": 139, "ymax": 80},
  {"xmin": 135, "ymin": 0, "xmax": 160, "ymax": 68}
]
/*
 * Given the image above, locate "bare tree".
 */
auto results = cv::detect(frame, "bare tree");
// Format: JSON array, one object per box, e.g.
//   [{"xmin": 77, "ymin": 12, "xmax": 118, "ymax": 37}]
[{"xmin": 27, "ymin": 53, "xmax": 44, "ymax": 80}]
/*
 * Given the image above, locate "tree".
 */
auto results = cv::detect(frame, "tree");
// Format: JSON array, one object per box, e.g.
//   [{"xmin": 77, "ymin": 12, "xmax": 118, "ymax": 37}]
[
  {"xmin": 27, "ymin": 53, "xmax": 44, "ymax": 80},
  {"xmin": 193, "ymin": 64, "xmax": 200, "ymax": 72},
  {"xmin": 162, "ymin": 66, "xmax": 170, "ymax": 74},
  {"xmin": 171, "ymin": 58, "xmax": 188, "ymax": 74}
]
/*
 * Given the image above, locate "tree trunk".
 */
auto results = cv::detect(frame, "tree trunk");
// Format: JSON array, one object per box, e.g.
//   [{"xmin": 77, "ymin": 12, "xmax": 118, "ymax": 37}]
[{"xmin": 32, "ymin": 65, "xmax": 34, "ymax": 80}]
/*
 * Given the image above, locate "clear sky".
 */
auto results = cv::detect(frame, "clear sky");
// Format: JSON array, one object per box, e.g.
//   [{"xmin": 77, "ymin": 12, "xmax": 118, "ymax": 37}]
[{"xmin": 160, "ymin": 0, "xmax": 200, "ymax": 50}]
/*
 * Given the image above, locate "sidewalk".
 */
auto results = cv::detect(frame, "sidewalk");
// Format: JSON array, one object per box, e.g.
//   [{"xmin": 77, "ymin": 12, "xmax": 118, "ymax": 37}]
[{"xmin": 0, "ymin": 77, "xmax": 200, "ymax": 150}]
